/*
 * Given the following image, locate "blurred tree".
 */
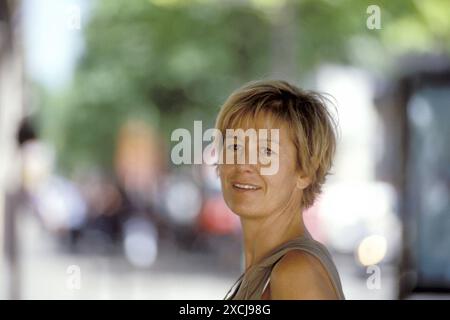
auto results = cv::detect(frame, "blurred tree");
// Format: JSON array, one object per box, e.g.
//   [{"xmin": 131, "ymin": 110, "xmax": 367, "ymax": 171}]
[
  {"xmin": 37, "ymin": 0, "xmax": 450, "ymax": 174},
  {"xmin": 46, "ymin": 0, "xmax": 272, "ymax": 172}
]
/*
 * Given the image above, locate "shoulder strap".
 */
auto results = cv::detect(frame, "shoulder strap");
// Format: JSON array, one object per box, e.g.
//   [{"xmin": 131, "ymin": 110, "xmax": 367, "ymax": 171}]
[{"xmin": 225, "ymin": 235, "xmax": 345, "ymax": 300}]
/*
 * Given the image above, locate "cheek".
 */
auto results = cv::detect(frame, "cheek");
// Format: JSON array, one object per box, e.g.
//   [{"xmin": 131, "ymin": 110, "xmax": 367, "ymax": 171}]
[
  {"xmin": 218, "ymin": 165, "xmax": 233, "ymax": 191},
  {"xmin": 217, "ymin": 164, "xmax": 228, "ymax": 179},
  {"xmin": 265, "ymin": 157, "xmax": 298, "ymax": 191},
  {"xmin": 267, "ymin": 173, "xmax": 295, "ymax": 192}
]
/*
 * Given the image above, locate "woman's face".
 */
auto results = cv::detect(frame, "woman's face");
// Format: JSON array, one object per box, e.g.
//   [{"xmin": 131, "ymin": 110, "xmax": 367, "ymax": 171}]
[{"xmin": 218, "ymin": 114, "xmax": 309, "ymax": 219}]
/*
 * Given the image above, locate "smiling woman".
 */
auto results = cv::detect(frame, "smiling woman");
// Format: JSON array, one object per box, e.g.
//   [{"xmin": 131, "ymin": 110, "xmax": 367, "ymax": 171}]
[{"xmin": 215, "ymin": 79, "xmax": 345, "ymax": 300}]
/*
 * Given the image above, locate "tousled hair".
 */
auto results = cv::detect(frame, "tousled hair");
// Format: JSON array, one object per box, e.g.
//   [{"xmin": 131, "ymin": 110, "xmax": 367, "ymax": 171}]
[{"xmin": 215, "ymin": 79, "xmax": 339, "ymax": 210}]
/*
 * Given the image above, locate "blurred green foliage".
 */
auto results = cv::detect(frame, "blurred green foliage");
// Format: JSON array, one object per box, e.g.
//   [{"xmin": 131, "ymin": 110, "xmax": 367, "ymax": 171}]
[{"xmin": 38, "ymin": 0, "xmax": 450, "ymax": 174}]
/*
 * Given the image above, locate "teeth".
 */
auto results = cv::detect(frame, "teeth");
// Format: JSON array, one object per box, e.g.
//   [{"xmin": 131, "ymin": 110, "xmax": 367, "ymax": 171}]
[{"xmin": 234, "ymin": 183, "xmax": 258, "ymax": 190}]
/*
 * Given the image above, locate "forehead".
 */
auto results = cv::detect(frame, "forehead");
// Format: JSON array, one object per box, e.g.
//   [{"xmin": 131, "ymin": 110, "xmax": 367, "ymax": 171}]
[{"xmin": 226, "ymin": 110, "xmax": 291, "ymax": 140}]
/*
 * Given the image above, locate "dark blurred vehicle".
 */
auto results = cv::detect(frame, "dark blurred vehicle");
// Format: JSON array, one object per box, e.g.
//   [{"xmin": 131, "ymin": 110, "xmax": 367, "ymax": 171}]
[{"xmin": 374, "ymin": 54, "xmax": 450, "ymax": 299}]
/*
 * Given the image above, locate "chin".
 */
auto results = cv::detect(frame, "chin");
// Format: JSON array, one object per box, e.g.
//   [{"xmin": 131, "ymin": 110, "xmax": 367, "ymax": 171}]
[{"xmin": 228, "ymin": 204, "xmax": 263, "ymax": 219}]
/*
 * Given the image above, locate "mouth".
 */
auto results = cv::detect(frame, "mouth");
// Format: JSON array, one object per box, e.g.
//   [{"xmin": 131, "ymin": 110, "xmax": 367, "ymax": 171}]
[{"xmin": 232, "ymin": 182, "xmax": 262, "ymax": 192}]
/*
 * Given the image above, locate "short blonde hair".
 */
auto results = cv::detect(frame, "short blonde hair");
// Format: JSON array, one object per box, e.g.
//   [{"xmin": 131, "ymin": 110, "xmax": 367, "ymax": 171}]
[{"xmin": 215, "ymin": 79, "xmax": 338, "ymax": 210}]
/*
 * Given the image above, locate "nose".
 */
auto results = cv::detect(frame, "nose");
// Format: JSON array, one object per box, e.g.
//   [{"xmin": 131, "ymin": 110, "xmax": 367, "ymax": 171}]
[
  {"xmin": 234, "ymin": 139, "xmax": 259, "ymax": 171},
  {"xmin": 235, "ymin": 160, "xmax": 257, "ymax": 175}
]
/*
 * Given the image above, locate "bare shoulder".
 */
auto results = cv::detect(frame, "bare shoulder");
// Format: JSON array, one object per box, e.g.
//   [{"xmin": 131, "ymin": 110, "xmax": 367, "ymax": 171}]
[{"xmin": 270, "ymin": 250, "xmax": 338, "ymax": 300}]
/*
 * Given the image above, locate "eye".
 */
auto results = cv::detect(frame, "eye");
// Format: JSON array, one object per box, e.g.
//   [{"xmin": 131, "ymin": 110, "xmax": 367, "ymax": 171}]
[
  {"xmin": 226, "ymin": 143, "xmax": 242, "ymax": 151},
  {"xmin": 260, "ymin": 147, "xmax": 275, "ymax": 156}
]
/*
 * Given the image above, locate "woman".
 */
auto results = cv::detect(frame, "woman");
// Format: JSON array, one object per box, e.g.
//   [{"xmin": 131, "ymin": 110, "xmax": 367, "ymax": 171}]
[{"xmin": 214, "ymin": 80, "xmax": 345, "ymax": 300}]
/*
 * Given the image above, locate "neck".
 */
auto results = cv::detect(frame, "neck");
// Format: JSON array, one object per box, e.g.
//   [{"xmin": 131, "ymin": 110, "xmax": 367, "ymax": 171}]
[{"xmin": 240, "ymin": 204, "xmax": 307, "ymax": 271}]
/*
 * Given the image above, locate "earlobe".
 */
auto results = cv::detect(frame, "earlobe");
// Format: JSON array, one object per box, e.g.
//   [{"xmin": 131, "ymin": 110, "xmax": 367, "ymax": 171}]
[{"xmin": 296, "ymin": 176, "xmax": 311, "ymax": 189}]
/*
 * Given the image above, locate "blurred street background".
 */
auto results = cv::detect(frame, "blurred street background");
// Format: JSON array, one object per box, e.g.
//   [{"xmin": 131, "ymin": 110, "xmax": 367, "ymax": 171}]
[{"xmin": 1, "ymin": 0, "xmax": 449, "ymax": 299}]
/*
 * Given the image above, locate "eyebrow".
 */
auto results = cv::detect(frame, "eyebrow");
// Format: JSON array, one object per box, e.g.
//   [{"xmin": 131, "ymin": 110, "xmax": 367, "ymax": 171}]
[
  {"xmin": 224, "ymin": 135, "xmax": 280, "ymax": 144},
  {"xmin": 259, "ymin": 138, "xmax": 279, "ymax": 144}
]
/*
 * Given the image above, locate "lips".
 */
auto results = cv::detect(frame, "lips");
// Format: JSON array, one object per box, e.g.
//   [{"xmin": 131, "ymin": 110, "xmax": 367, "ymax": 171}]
[{"xmin": 231, "ymin": 182, "xmax": 261, "ymax": 191}]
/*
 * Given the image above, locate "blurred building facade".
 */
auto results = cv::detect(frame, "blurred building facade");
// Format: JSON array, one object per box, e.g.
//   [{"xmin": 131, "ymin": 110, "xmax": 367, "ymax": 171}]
[
  {"xmin": 0, "ymin": 0, "xmax": 26, "ymax": 299},
  {"xmin": 374, "ymin": 54, "xmax": 450, "ymax": 298}
]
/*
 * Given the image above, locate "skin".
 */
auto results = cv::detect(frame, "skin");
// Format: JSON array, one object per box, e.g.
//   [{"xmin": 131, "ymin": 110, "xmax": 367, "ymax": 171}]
[{"xmin": 218, "ymin": 113, "xmax": 338, "ymax": 300}]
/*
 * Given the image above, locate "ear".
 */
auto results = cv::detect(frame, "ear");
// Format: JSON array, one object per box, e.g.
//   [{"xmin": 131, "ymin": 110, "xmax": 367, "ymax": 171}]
[{"xmin": 296, "ymin": 175, "xmax": 311, "ymax": 190}]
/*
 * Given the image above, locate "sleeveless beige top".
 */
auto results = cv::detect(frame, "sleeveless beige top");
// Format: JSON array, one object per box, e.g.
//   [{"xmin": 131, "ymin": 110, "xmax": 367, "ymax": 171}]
[{"xmin": 224, "ymin": 232, "xmax": 345, "ymax": 300}]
